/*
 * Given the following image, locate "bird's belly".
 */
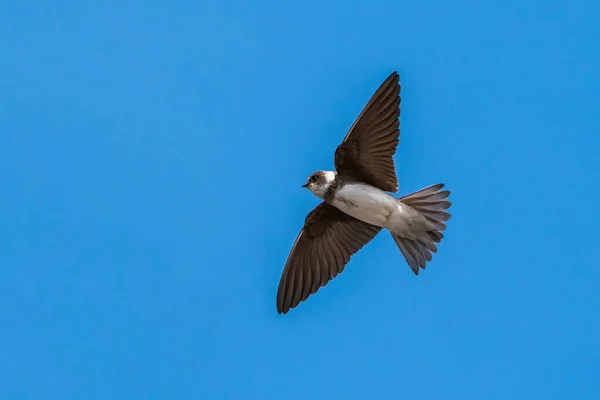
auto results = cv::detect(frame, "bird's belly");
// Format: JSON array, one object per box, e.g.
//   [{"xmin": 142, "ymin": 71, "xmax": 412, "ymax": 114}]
[{"xmin": 331, "ymin": 184, "xmax": 397, "ymax": 227}]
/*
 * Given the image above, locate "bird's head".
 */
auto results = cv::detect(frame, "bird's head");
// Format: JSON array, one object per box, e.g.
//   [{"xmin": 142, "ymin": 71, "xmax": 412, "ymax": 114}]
[{"xmin": 302, "ymin": 170, "xmax": 336, "ymax": 199}]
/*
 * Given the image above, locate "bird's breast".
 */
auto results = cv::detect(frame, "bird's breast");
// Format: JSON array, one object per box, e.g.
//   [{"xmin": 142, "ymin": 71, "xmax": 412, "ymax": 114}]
[{"xmin": 331, "ymin": 183, "xmax": 397, "ymax": 227}]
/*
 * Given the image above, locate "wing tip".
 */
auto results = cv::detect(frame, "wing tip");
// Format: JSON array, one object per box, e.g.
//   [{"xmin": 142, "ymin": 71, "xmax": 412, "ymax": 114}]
[
  {"xmin": 277, "ymin": 306, "xmax": 288, "ymax": 315},
  {"xmin": 387, "ymin": 70, "xmax": 400, "ymax": 84},
  {"xmin": 277, "ymin": 298, "xmax": 296, "ymax": 315}
]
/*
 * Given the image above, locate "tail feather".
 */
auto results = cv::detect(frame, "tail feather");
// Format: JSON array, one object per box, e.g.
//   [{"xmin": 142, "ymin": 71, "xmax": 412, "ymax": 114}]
[
  {"xmin": 408, "ymin": 191, "xmax": 450, "ymax": 203},
  {"xmin": 402, "ymin": 183, "xmax": 444, "ymax": 198},
  {"xmin": 392, "ymin": 183, "xmax": 452, "ymax": 274},
  {"xmin": 428, "ymin": 230, "xmax": 443, "ymax": 243}
]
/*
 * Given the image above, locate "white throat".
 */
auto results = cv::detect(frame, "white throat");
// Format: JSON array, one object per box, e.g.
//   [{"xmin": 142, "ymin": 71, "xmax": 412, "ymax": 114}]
[{"xmin": 309, "ymin": 170, "xmax": 336, "ymax": 199}]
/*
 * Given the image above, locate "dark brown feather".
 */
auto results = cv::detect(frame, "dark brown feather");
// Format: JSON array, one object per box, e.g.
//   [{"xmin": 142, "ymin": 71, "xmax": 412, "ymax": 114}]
[
  {"xmin": 276, "ymin": 202, "xmax": 381, "ymax": 314},
  {"xmin": 334, "ymin": 72, "xmax": 401, "ymax": 192}
]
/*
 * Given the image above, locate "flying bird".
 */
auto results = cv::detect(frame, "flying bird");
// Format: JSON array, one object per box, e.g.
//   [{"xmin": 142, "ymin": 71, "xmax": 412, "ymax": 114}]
[{"xmin": 277, "ymin": 72, "xmax": 452, "ymax": 314}]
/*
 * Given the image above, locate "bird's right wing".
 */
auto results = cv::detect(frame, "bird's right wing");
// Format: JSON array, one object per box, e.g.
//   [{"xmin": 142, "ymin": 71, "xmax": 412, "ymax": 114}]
[{"xmin": 277, "ymin": 202, "xmax": 381, "ymax": 314}]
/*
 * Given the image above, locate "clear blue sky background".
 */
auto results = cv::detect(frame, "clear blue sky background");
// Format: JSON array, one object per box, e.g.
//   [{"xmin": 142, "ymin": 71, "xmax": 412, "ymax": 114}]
[{"xmin": 1, "ymin": 1, "xmax": 599, "ymax": 399}]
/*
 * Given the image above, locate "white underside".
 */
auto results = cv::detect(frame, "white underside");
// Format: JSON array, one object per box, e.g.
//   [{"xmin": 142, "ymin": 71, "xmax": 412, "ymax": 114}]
[{"xmin": 331, "ymin": 183, "xmax": 425, "ymax": 238}]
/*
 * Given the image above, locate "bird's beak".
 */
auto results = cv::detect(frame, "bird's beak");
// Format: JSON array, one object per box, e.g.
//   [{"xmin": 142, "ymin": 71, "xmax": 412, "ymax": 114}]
[{"xmin": 301, "ymin": 183, "xmax": 308, "ymax": 188}]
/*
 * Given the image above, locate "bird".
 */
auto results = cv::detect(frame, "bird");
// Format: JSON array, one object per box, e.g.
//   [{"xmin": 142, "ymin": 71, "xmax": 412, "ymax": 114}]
[{"xmin": 276, "ymin": 71, "xmax": 452, "ymax": 314}]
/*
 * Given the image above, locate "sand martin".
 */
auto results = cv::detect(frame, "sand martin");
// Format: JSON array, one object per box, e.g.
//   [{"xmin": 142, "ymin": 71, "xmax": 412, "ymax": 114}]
[{"xmin": 277, "ymin": 71, "xmax": 452, "ymax": 314}]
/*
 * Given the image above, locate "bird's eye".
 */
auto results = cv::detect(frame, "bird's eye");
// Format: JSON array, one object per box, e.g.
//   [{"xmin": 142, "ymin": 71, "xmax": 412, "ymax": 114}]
[{"xmin": 310, "ymin": 175, "xmax": 317, "ymax": 182}]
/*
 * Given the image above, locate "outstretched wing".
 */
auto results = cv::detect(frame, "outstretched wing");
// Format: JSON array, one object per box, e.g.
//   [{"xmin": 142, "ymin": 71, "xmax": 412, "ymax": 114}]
[
  {"xmin": 277, "ymin": 203, "xmax": 381, "ymax": 314},
  {"xmin": 334, "ymin": 71, "xmax": 401, "ymax": 192}
]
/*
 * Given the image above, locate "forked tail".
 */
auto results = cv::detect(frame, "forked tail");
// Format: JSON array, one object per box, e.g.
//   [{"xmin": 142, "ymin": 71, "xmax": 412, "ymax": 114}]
[{"xmin": 392, "ymin": 183, "xmax": 452, "ymax": 274}]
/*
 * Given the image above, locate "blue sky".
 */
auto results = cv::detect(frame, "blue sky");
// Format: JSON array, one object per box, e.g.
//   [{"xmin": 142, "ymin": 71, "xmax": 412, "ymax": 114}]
[{"xmin": 1, "ymin": 0, "xmax": 599, "ymax": 398}]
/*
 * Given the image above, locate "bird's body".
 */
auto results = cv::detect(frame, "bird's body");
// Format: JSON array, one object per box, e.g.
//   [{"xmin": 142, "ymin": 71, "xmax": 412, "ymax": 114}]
[
  {"xmin": 276, "ymin": 71, "xmax": 452, "ymax": 314},
  {"xmin": 313, "ymin": 171, "xmax": 430, "ymax": 239},
  {"xmin": 334, "ymin": 181, "xmax": 397, "ymax": 228}
]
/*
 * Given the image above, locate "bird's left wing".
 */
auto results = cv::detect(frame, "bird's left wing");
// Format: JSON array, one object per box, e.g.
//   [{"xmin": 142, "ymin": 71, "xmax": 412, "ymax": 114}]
[{"xmin": 334, "ymin": 71, "xmax": 401, "ymax": 192}]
